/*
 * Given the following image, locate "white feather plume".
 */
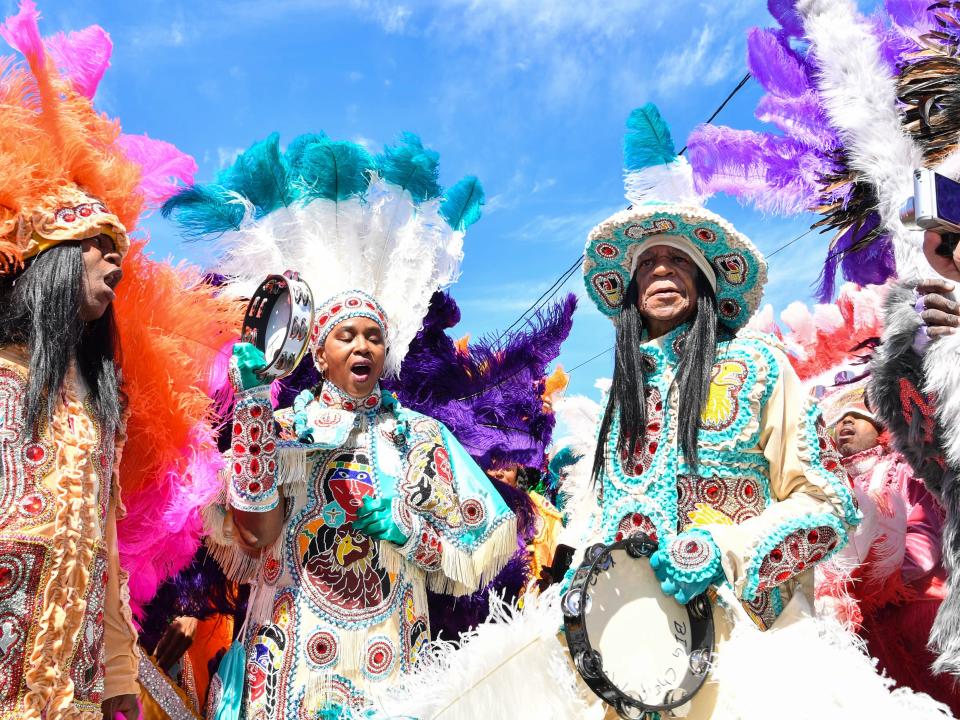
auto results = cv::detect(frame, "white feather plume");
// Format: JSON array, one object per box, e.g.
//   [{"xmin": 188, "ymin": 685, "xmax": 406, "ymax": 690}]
[
  {"xmin": 797, "ymin": 0, "xmax": 934, "ymax": 283},
  {"xmin": 208, "ymin": 174, "xmax": 465, "ymax": 376},
  {"xmin": 624, "ymin": 156, "xmax": 704, "ymax": 208},
  {"xmin": 376, "ymin": 587, "xmax": 604, "ymax": 720}
]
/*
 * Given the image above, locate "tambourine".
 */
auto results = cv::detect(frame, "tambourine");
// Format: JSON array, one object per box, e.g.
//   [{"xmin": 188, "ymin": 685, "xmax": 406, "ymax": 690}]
[
  {"xmin": 562, "ymin": 535, "xmax": 715, "ymax": 719},
  {"xmin": 240, "ymin": 271, "xmax": 314, "ymax": 382}
]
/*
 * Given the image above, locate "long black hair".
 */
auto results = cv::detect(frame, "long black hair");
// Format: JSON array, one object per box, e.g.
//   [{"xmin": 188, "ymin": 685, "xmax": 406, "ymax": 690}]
[
  {"xmin": 592, "ymin": 270, "xmax": 722, "ymax": 483},
  {"xmin": 0, "ymin": 243, "xmax": 122, "ymax": 432}
]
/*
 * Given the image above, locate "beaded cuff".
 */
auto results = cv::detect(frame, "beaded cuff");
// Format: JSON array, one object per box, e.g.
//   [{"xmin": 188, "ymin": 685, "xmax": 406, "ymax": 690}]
[
  {"xmin": 229, "ymin": 387, "xmax": 279, "ymax": 512},
  {"xmin": 396, "ymin": 513, "xmax": 444, "ymax": 572},
  {"xmin": 753, "ymin": 521, "xmax": 841, "ymax": 597},
  {"xmin": 665, "ymin": 528, "xmax": 722, "ymax": 584}
]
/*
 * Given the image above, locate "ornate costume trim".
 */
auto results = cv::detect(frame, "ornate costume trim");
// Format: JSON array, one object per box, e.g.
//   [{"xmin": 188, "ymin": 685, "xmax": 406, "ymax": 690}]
[
  {"xmin": 743, "ymin": 512, "xmax": 846, "ymax": 601},
  {"xmin": 665, "ymin": 529, "xmax": 722, "ymax": 584},
  {"xmin": 229, "ymin": 387, "xmax": 279, "ymax": 512},
  {"xmin": 796, "ymin": 398, "xmax": 860, "ymax": 526},
  {"xmin": 23, "ymin": 388, "xmax": 103, "ymax": 716},
  {"xmin": 310, "ymin": 291, "xmax": 388, "ymax": 360}
]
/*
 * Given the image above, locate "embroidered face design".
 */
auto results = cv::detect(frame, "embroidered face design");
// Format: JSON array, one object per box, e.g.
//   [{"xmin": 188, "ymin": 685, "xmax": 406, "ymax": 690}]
[
  {"xmin": 713, "ymin": 253, "xmax": 747, "ymax": 286},
  {"xmin": 327, "ymin": 459, "xmax": 376, "ymax": 522},
  {"xmin": 591, "ymin": 270, "xmax": 624, "ymax": 309}
]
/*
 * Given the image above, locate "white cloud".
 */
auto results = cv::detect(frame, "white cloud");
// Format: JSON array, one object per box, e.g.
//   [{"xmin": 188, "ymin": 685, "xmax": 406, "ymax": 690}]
[
  {"xmin": 217, "ymin": 146, "xmax": 244, "ymax": 168},
  {"xmin": 509, "ymin": 205, "xmax": 621, "ymax": 248},
  {"xmin": 655, "ymin": 25, "xmax": 738, "ymax": 93}
]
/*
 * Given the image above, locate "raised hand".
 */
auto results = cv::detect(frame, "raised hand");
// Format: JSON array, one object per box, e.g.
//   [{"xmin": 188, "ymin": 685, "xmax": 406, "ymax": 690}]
[{"xmin": 229, "ymin": 342, "xmax": 269, "ymax": 392}]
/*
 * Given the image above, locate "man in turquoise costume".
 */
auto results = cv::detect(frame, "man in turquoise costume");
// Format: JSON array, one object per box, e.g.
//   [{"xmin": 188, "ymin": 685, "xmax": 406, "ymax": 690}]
[{"xmin": 578, "ymin": 105, "xmax": 860, "ymax": 718}]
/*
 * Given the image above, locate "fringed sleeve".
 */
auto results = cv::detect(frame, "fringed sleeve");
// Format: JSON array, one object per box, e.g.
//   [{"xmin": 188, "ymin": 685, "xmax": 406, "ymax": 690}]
[
  {"xmin": 700, "ymin": 347, "xmax": 861, "ymax": 601},
  {"xmin": 381, "ymin": 413, "xmax": 517, "ymax": 597}
]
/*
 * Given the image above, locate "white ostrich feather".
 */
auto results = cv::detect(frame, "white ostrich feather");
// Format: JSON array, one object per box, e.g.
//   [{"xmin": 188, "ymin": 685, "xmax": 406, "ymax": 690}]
[
  {"xmin": 376, "ymin": 587, "xmax": 604, "ymax": 720},
  {"xmin": 797, "ymin": 0, "xmax": 934, "ymax": 283},
  {"xmin": 210, "ymin": 174, "xmax": 465, "ymax": 376},
  {"xmin": 713, "ymin": 588, "xmax": 951, "ymax": 719},
  {"xmin": 624, "ymin": 157, "xmax": 704, "ymax": 208}
]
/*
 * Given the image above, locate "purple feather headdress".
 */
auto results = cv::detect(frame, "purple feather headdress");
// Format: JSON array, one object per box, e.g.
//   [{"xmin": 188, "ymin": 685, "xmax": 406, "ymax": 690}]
[
  {"xmin": 383, "ymin": 291, "xmax": 577, "ymax": 471},
  {"xmin": 686, "ymin": 0, "xmax": 942, "ymax": 300}
]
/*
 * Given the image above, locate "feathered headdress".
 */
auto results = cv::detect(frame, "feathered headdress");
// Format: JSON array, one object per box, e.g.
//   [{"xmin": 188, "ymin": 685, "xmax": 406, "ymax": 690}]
[
  {"xmin": 583, "ymin": 103, "xmax": 768, "ymax": 330},
  {"xmin": 383, "ymin": 291, "xmax": 577, "ymax": 471},
  {"xmin": 748, "ymin": 282, "xmax": 886, "ymax": 385},
  {"xmin": 686, "ymin": 0, "xmax": 951, "ymax": 300},
  {"xmin": 0, "ymin": 0, "xmax": 194, "ymax": 271},
  {"xmin": 0, "ymin": 1, "xmax": 239, "ymax": 615},
  {"xmin": 163, "ymin": 132, "xmax": 485, "ymax": 377}
]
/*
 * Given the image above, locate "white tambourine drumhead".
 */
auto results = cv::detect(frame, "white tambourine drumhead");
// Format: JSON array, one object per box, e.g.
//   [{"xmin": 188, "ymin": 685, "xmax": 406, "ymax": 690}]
[
  {"xmin": 240, "ymin": 271, "xmax": 315, "ymax": 382},
  {"xmin": 585, "ymin": 548, "xmax": 694, "ymax": 707},
  {"xmin": 562, "ymin": 538, "xmax": 714, "ymax": 718},
  {"xmin": 264, "ymin": 296, "xmax": 292, "ymax": 361}
]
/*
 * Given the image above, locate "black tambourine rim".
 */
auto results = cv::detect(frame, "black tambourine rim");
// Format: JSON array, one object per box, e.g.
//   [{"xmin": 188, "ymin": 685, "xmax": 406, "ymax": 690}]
[
  {"xmin": 562, "ymin": 534, "xmax": 715, "ymax": 717},
  {"xmin": 240, "ymin": 270, "xmax": 315, "ymax": 381}
]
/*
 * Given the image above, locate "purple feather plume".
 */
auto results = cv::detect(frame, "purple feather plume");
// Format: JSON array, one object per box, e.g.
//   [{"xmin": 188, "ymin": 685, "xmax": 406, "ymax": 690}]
[
  {"xmin": 687, "ymin": 124, "xmax": 822, "ymax": 215},
  {"xmin": 767, "ymin": 0, "xmax": 805, "ymax": 37},
  {"xmin": 384, "ymin": 291, "xmax": 577, "ymax": 471},
  {"xmin": 747, "ymin": 27, "xmax": 810, "ymax": 98},
  {"xmin": 815, "ymin": 212, "xmax": 896, "ymax": 301}
]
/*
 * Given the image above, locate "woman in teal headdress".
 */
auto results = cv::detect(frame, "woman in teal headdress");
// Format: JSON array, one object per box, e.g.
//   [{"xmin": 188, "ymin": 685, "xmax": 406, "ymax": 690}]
[{"xmin": 163, "ymin": 132, "xmax": 516, "ymax": 717}]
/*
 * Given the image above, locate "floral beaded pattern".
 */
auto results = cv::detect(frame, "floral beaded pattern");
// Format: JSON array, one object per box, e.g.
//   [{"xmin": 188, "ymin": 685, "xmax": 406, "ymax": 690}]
[
  {"xmin": 397, "ymin": 517, "xmax": 444, "ymax": 572},
  {"xmin": 229, "ymin": 388, "xmax": 279, "ymax": 512},
  {"xmin": 755, "ymin": 524, "xmax": 841, "ymax": 595},
  {"xmin": 214, "ymin": 381, "xmax": 516, "ymax": 712}
]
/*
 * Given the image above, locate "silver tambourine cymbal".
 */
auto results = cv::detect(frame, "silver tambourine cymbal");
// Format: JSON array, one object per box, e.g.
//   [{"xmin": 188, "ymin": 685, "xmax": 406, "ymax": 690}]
[
  {"xmin": 240, "ymin": 270, "xmax": 315, "ymax": 382},
  {"xmin": 562, "ymin": 535, "xmax": 715, "ymax": 719}
]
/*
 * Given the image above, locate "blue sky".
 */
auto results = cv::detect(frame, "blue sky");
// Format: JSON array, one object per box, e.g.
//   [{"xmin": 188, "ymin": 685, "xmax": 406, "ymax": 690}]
[{"xmin": 13, "ymin": 0, "xmax": 881, "ymax": 398}]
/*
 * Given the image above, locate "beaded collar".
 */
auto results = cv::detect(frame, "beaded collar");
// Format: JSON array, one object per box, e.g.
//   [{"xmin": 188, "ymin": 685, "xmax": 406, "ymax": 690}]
[
  {"xmin": 637, "ymin": 322, "xmax": 691, "ymax": 373},
  {"xmin": 317, "ymin": 381, "xmax": 383, "ymax": 412}
]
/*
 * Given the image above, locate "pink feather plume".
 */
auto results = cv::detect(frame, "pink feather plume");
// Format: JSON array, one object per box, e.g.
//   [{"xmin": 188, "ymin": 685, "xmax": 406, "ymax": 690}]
[{"xmin": 119, "ymin": 134, "xmax": 199, "ymax": 207}]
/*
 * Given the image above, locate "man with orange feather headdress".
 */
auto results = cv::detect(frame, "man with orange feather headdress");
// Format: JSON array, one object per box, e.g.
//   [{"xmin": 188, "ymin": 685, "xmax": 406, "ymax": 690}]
[{"xmin": 0, "ymin": 2, "xmax": 240, "ymax": 718}]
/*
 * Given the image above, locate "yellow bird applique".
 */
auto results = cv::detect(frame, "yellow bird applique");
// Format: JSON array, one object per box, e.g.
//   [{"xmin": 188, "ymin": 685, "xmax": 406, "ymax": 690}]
[{"xmin": 700, "ymin": 360, "xmax": 748, "ymax": 431}]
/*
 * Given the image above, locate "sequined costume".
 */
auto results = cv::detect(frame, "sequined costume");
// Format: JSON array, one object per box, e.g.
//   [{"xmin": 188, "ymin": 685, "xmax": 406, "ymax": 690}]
[
  {"xmin": 203, "ymin": 379, "xmax": 515, "ymax": 715},
  {"xmin": 0, "ymin": 347, "xmax": 139, "ymax": 717}
]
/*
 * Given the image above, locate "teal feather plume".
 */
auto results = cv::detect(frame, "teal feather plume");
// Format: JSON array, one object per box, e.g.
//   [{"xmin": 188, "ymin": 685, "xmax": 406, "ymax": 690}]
[
  {"xmin": 624, "ymin": 103, "xmax": 677, "ymax": 172},
  {"xmin": 160, "ymin": 184, "xmax": 247, "ymax": 238},
  {"xmin": 440, "ymin": 176, "xmax": 485, "ymax": 230},
  {"xmin": 376, "ymin": 131, "xmax": 442, "ymax": 203},
  {"xmin": 288, "ymin": 135, "xmax": 375, "ymax": 201},
  {"xmin": 215, "ymin": 133, "xmax": 292, "ymax": 216}
]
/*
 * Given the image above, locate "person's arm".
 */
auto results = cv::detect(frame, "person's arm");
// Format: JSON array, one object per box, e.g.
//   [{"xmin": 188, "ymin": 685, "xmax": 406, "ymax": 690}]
[
  {"xmin": 901, "ymin": 467, "xmax": 945, "ymax": 583},
  {"xmin": 227, "ymin": 345, "xmax": 284, "ymax": 549},
  {"xmin": 373, "ymin": 416, "xmax": 517, "ymax": 594},
  {"xmin": 102, "ymin": 495, "xmax": 140, "ymax": 713},
  {"xmin": 867, "ymin": 281, "xmax": 951, "ymax": 494},
  {"xmin": 699, "ymin": 349, "xmax": 860, "ymax": 601}
]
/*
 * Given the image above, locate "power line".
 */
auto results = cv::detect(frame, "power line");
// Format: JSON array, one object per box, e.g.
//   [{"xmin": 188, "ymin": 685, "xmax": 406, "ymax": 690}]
[
  {"xmin": 678, "ymin": 73, "xmax": 752, "ymax": 156},
  {"xmin": 492, "ymin": 254, "xmax": 584, "ymax": 346}
]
